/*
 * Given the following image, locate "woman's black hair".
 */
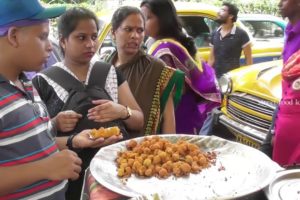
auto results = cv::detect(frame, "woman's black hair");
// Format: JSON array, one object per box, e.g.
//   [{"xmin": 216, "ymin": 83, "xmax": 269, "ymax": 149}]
[
  {"xmin": 57, "ymin": 7, "xmax": 99, "ymax": 54},
  {"xmin": 111, "ymin": 6, "xmax": 145, "ymax": 32},
  {"xmin": 140, "ymin": 0, "xmax": 197, "ymax": 58}
]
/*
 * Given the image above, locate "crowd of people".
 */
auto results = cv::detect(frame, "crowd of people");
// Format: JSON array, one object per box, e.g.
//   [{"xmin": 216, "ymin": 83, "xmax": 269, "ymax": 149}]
[{"xmin": 0, "ymin": 0, "xmax": 299, "ymax": 199}]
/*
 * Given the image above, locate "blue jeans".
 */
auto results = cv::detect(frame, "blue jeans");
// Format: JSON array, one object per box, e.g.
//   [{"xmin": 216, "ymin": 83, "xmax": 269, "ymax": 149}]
[{"xmin": 199, "ymin": 112, "xmax": 213, "ymax": 135}]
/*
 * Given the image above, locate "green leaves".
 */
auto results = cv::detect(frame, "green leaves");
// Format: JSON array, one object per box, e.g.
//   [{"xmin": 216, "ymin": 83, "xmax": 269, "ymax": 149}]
[{"xmin": 41, "ymin": 0, "xmax": 280, "ymax": 17}]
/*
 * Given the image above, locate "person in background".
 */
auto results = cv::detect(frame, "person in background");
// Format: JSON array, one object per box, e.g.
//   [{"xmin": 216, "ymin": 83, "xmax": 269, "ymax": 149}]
[
  {"xmin": 269, "ymin": 0, "xmax": 300, "ymax": 166},
  {"xmin": 32, "ymin": 7, "xmax": 144, "ymax": 200},
  {"xmin": 140, "ymin": 0, "xmax": 221, "ymax": 134},
  {"xmin": 209, "ymin": 2, "xmax": 252, "ymax": 78},
  {"xmin": 105, "ymin": 6, "xmax": 184, "ymax": 136},
  {"xmin": 0, "ymin": 0, "xmax": 104, "ymax": 199},
  {"xmin": 261, "ymin": 0, "xmax": 300, "ymax": 158},
  {"xmin": 199, "ymin": 2, "xmax": 253, "ymax": 135},
  {"xmin": 280, "ymin": 0, "xmax": 300, "ymax": 63}
]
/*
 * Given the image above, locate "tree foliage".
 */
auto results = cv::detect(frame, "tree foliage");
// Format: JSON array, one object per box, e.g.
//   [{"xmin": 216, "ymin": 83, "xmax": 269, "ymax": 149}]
[
  {"xmin": 42, "ymin": 0, "xmax": 89, "ymax": 3},
  {"xmin": 174, "ymin": 0, "xmax": 280, "ymax": 16},
  {"xmin": 41, "ymin": 0, "xmax": 280, "ymax": 16}
]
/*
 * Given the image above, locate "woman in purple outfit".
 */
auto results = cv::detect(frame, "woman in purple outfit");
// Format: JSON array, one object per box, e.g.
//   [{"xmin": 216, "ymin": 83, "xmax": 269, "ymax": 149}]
[
  {"xmin": 271, "ymin": 0, "xmax": 300, "ymax": 166},
  {"xmin": 141, "ymin": 0, "xmax": 221, "ymax": 134}
]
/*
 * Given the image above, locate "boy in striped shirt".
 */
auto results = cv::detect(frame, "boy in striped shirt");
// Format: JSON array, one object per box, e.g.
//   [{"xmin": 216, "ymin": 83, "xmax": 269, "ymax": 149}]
[{"xmin": 0, "ymin": 0, "xmax": 107, "ymax": 199}]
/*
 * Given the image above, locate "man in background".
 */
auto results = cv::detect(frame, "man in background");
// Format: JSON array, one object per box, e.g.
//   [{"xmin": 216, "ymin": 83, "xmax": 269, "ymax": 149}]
[
  {"xmin": 209, "ymin": 2, "xmax": 252, "ymax": 78},
  {"xmin": 200, "ymin": 2, "xmax": 252, "ymax": 135},
  {"xmin": 260, "ymin": 0, "xmax": 300, "ymax": 159}
]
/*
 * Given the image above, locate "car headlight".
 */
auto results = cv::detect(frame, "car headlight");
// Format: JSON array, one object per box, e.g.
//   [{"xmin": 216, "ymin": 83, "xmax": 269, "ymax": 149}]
[{"xmin": 218, "ymin": 74, "xmax": 232, "ymax": 95}]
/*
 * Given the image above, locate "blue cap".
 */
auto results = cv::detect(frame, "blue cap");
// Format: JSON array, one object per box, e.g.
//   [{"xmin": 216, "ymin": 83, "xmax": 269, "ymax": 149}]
[{"xmin": 0, "ymin": 0, "xmax": 66, "ymax": 26}]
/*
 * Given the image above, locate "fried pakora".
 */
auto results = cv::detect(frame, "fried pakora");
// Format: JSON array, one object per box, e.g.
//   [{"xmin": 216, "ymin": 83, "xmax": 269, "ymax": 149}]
[
  {"xmin": 116, "ymin": 136, "xmax": 216, "ymax": 179},
  {"xmin": 90, "ymin": 126, "xmax": 120, "ymax": 139}
]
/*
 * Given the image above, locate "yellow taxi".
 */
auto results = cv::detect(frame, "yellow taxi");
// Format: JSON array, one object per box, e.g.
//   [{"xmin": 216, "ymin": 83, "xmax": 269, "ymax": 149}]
[
  {"xmin": 212, "ymin": 59, "xmax": 282, "ymax": 148},
  {"xmin": 96, "ymin": 2, "xmax": 283, "ymax": 64}
]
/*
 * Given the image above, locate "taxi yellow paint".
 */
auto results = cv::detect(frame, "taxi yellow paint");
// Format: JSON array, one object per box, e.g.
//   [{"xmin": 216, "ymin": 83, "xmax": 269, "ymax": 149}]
[
  {"xmin": 215, "ymin": 59, "xmax": 282, "ymax": 148},
  {"xmin": 225, "ymin": 60, "xmax": 282, "ymax": 101}
]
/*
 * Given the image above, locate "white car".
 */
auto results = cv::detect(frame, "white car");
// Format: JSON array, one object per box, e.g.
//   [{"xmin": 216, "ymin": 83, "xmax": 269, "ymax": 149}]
[{"xmin": 239, "ymin": 14, "xmax": 287, "ymax": 43}]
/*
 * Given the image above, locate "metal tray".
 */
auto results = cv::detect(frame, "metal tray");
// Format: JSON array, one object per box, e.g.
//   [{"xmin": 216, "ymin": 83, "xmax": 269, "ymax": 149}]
[
  {"xmin": 267, "ymin": 169, "xmax": 300, "ymax": 200},
  {"xmin": 90, "ymin": 135, "xmax": 280, "ymax": 200}
]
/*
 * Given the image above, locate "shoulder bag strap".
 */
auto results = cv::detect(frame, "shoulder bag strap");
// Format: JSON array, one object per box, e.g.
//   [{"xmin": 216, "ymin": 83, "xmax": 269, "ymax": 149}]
[
  {"xmin": 42, "ymin": 66, "xmax": 84, "ymax": 91},
  {"xmin": 88, "ymin": 61, "xmax": 112, "ymax": 88}
]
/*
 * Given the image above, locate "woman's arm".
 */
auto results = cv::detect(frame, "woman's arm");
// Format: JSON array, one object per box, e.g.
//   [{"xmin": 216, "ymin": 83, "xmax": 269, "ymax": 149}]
[
  {"xmin": 118, "ymin": 81, "xmax": 144, "ymax": 131},
  {"xmin": 161, "ymin": 94, "xmax": 176, "ymax": 133}
]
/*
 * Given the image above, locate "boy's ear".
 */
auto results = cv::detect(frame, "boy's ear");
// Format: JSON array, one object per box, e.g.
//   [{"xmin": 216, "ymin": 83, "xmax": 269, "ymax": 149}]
[
  {"xmin": 111, "ymin": 29, "xmax": 116, "ymax": 41},
  {"xmin": 7, "ymin": 27, "xmax": 19, "ymax": 47},
  {"xmin": 59, "ymin": 34, "xmax": 66, "ymax": 50}
]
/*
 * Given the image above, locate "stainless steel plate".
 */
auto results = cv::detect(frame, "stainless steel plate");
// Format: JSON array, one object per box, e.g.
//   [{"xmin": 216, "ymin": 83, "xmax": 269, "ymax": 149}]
[
  {"xmin": 90, "ymin": 135, "xmax": 280, "ymax": 200},
  {"xmin": 268, "ymin": 169, "xmax": 300, "ymax": 200}
]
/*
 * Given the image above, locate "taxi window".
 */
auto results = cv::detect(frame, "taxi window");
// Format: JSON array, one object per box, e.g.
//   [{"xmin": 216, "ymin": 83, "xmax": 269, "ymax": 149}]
[
  {"xmin": 98, "ymin": 17, "xmax": 116, "ymax": 61},
  {"xmin": 98, "ymin": 32, "xmax": 116, "ymax": 61},
  {"xmin": 180, "ymin": 16, "xmax": 218, "ymax": 48}
]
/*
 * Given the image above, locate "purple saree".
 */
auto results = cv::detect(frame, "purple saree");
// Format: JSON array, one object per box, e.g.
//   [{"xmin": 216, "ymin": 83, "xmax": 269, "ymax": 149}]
[{"xmin": 148, "ymin": 39, "xmax": 221, "ymax": 134}]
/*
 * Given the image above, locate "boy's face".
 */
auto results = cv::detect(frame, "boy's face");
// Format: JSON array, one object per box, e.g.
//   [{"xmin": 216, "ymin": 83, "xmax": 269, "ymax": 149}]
[{"xmin": 16, "ymin": 22, "xmax": 52, "ymax": 72}]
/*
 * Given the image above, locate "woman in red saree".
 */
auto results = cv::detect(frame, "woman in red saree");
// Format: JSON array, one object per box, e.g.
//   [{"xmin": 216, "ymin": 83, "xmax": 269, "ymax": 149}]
[{"xmin": 273, "ymin": 50, "xmax": 300, "ymax": 166}]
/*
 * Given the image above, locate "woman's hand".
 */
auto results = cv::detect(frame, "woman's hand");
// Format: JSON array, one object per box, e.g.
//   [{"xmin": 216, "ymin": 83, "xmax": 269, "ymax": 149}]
[
  {"xmin": 87, "ymin": 81, "xmax": 144, "ymax": 131},
  {"xmin": 53, "ymin": 110, "xmax": 82, "ymax": 132},
  {"xmin": 87, "ymin": 99, "xmax": 127, "ymax": 122},
  {"xmin": 72, "ymin": 129, "xmax": 123, "ymax": 148}
]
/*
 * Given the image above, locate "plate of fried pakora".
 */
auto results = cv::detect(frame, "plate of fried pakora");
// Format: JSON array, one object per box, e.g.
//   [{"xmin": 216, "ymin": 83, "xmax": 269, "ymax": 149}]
[{"xmin": 90, "ymin": 135, "xmax": 280, "ymax": 200}]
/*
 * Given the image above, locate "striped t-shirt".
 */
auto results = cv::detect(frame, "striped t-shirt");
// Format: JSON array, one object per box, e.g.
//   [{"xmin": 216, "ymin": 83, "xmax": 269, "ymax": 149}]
[{"xmin": 0, "ymin": 74, "xmax": 67, "ymax": 200}]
